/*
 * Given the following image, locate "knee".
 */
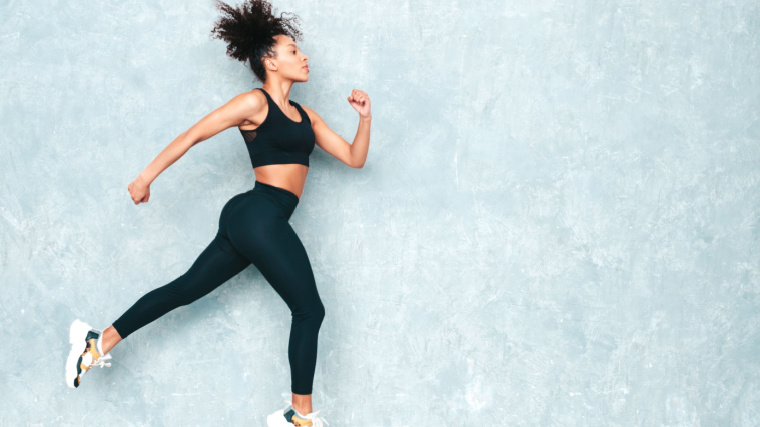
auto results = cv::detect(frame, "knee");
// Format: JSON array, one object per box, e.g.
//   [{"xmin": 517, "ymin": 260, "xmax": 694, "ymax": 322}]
[
  {"xmin": 309, "ymin": 300, "xmax": 326, "ymax": 324},
  {"xmin": 164, "ymin": 274, "xmax": 196, "ymax": 307},
  {"xmin": 314, "ymin": 301, "xmax": 326, "ymax": 323},
  {"xmin": 294, "ymin": 300, "xmax": 325, "ymax": 325}
]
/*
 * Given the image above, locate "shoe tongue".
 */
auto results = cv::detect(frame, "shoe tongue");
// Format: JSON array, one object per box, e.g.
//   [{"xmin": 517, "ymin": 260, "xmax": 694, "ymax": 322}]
[{"xmin": 96, "ymin": 336, "xmax": 104, "ymax": 356}]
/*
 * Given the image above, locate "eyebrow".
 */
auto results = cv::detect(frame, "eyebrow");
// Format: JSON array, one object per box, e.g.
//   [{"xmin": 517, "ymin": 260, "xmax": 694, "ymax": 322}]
[{"xmin": 286, "ymin": 43, "xmax": 298, "ymax": 48}]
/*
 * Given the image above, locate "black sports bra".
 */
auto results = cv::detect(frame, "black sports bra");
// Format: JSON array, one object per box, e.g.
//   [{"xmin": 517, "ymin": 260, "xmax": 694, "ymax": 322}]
[{"xmin": 239, "ymin": 88, "xmax": 316, "ymax": 168}]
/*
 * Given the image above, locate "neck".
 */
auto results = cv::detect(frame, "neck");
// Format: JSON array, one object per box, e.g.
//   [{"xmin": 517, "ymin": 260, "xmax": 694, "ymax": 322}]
[{"xmin": 262, "ymin": 82, "xmax": 294, "ymax": 106}]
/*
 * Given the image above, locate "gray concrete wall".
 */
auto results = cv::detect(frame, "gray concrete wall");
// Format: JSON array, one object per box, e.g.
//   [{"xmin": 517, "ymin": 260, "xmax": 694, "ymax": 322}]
[{"xmin": 1, "ymin": 0, "xmax": 758, "ymax": 425}]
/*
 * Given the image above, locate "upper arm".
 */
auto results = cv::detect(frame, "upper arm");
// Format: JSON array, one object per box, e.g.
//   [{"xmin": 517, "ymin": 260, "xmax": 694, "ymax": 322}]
[
  {"xmin": 301, "ymin": 105, "xmax": 358, "ymax": 168},
  {"xmin": 184, "ymin": 92, "xmax": 264, "ymax": 146}
]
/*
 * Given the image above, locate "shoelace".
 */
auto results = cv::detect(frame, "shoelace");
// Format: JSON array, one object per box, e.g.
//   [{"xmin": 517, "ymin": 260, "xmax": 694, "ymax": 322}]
[
  {"xmin": 88, "ymin": 353, "xmax": 113, "ymax": 370},
  {"xmin": 282, "ymin": 400, "xmax": 330, "ymax": 427}
]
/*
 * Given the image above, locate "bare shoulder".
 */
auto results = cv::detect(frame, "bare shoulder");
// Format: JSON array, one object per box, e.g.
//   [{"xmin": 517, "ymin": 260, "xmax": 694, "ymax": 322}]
[
  {"xmin": 183, "ymin": 90, "xmax": 269, "ymax": 144},
  {"xmin": 227, "ymin": 90, "xmax": 268, "ymax": 128},
  {"xmin": 232, "ymin": 89, "xmax": 266, "ymax": 111},
  {"xmin": 299, "ymin": 105, "xmax": 323, "ymax": 126}
]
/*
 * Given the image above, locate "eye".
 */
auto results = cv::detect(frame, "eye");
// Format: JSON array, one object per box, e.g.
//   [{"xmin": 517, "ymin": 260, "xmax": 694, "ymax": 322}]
[{"xmin": 292, "ymin": 50, "xmax": 297, "ymax": 54}]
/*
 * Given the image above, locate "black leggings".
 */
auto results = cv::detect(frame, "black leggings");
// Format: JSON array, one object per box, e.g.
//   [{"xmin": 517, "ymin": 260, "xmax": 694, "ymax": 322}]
[{"xmin": 112, "ymin": 180, "xmax": 325, "ymax": 395}]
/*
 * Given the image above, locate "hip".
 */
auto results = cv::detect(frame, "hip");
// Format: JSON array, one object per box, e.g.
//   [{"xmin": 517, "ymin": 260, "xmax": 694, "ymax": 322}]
[{"xmin": 220, "ymin": 181, "xmax": 299, "ymax": 225}]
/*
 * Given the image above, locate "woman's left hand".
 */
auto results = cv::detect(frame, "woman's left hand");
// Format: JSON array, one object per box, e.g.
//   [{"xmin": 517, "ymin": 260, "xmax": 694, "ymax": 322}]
[{"xmin": 348, "ymin": 89, "xmax": 371, "ymax": 119}]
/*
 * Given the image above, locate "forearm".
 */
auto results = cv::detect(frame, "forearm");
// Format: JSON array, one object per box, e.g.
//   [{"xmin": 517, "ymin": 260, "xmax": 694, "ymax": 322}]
[
  {"xmin": 350, "ymin": 115, "xmax": 372, "ymax": 168},
  {"xmin": 137, "ymin": 132, "xmax": 195, "ymax": 185}
]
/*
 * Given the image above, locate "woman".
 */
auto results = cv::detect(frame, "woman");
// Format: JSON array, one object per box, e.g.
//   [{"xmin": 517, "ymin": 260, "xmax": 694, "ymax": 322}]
[{"xmin": 64, "ymin": 1, "xmax": 371, "ymax": 425}]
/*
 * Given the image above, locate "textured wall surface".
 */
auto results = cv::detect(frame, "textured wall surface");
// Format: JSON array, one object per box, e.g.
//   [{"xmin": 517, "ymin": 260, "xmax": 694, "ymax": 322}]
[{"xmin": 1, "ymin": 0, "xmax": 759, "ymax": 425}]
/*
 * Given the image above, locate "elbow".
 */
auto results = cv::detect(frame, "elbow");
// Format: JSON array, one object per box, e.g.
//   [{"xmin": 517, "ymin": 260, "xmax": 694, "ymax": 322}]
[
  {"xmin": 348, "ymin": 155, "xmax": 364, "ymax": 168},
  {"xmin": 182, "ymin": 131, "xmax": 201, "ymax": 148},
  {"xmin": 347, "ymin": 145, "xmax": 365, "ymax": 168}
]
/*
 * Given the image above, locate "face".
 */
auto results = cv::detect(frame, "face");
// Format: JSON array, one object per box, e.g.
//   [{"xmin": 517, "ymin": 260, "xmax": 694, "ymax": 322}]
[{"xmin": 266, "ymin": 35, "xmax": 309, "ymax": 82}]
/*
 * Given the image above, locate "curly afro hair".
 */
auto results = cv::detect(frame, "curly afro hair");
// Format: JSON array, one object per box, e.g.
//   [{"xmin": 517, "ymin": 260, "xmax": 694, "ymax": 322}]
[{"xmin": 210, "ymin": 0, "xmax": 303, "ymax": 83}]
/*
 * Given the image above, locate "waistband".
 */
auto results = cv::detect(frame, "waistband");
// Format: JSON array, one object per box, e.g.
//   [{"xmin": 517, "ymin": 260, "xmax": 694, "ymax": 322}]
[{"xmin": 251, "ymin": 180, "xmax": 300, "ymax": 214}]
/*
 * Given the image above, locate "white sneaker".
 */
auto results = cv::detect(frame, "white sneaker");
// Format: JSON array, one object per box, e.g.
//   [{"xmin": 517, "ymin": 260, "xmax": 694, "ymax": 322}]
[
  {"xmin": 65, "ymin": 319, "xmax": 112, "ymax": 388},
  {"xmin": 266, "ymin": 399, "xmax": 329, "ymax": 427}
]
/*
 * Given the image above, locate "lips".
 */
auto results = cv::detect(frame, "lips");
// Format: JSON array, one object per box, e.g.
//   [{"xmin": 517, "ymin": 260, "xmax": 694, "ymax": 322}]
[{"xmin": 303, "ymin": 65, "xmax": 309, "ymax": 71}]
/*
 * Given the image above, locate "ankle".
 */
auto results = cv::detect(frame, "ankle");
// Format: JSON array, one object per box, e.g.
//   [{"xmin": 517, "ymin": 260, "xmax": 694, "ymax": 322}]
[
  {"xmin": 290, "ymin": 391, "xmax": 313, "ymax": 416},
  {"xmin": 101, "ymin": 326, "xmax": 122, "ymax": 355}
]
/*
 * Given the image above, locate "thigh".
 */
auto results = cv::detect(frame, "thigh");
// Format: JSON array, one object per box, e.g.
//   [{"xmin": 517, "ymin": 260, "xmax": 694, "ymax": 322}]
[
  {"xmin": 226, "ymin": 194, "xmax": 322, "ymax": 309},
  {"xmin": 173, "ymin": 234, "xmax": 252, "ymax": 303},
  {"xmin": 111, "ymin": 233, "xmax": 252, "ymax": 339}
]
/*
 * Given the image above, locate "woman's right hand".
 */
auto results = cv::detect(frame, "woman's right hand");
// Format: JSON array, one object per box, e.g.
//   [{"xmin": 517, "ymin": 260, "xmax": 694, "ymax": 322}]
[{"xmin": 128, "ymin": 174, "xmax": 151, "ymax": 204}]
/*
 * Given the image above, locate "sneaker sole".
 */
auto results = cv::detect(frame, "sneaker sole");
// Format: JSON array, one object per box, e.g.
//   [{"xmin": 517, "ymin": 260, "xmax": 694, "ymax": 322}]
[
  {"xmin": 266, "ymin": 410, "xmax": 289, "ymax": 427},
  {"xmin": 65, "ymin": 319, "xmax": 93, "ymax": 388}
]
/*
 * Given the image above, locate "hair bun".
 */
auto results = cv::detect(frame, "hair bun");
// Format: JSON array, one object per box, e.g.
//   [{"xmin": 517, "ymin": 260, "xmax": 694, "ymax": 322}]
[{"xmin": 210, "ymin": 0, "xmax": 303, "ymax": 82}]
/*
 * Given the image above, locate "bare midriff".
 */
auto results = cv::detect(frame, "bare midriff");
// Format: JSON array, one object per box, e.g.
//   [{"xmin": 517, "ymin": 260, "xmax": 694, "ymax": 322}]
[{"xmin": 253, "ymin": 163, "xmax": 309, "ymax": 200}]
